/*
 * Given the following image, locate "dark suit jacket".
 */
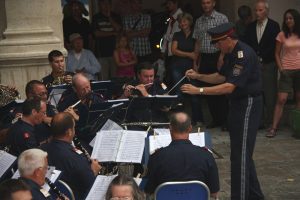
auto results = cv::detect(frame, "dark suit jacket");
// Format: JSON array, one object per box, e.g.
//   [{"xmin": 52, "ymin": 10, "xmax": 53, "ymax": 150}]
[{"xmin": 245, "ymin": 18, "xmax": 280, "ymax": 64}]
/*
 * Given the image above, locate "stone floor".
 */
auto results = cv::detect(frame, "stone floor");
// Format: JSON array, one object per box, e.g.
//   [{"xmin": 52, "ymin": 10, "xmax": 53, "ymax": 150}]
[{"xmin": 204, "ymin": 126, "xmax": 300, "ymax": 200}]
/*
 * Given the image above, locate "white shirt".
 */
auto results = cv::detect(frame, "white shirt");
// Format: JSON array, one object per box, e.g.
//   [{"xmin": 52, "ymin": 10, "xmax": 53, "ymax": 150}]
[{"xmin": 256, "ymin": 18, "xmax": 268, "ymax": 43}]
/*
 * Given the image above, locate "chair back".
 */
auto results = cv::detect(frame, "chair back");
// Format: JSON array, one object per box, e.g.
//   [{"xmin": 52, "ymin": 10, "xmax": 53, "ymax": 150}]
[
  {"xmin": 154, "ymin": 180, "xmax": 210, "ymax": 200},
  {"xmin": 56, "ymin": 180, "xmax": 75, "ymax": 200}
]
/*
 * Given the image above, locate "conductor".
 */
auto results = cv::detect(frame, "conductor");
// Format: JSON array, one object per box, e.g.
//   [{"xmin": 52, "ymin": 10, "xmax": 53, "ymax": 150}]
[{"xmin": 181, "ymin": 23, "xmax": 264, "ymax": 200}]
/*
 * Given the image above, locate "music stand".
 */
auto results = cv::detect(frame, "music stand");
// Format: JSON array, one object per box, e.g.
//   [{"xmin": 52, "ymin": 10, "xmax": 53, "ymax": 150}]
[
  {"xmin": 91, "ymin": 81, "xmax": 114, "ymax": 99},
  {"xmin": 47, "ymin": 84, "xmax": 71, "ymax": 107}
]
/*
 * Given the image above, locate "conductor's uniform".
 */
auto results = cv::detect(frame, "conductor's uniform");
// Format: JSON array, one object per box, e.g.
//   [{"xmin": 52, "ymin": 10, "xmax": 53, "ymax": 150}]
[{"xmin": 215, "ymin": 31, "xmax": 264, "ymax": 199}]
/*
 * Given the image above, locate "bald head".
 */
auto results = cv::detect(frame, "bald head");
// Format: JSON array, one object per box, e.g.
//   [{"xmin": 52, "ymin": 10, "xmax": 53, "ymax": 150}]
[
  {"xmin": 51, "ymin": 112, "xmax": 74, "ymax": 138},
  {"xmin": 72, "ymin": 73, "xmax": 91, "ymax": 100},
  {"xmin": 169, "ymin": 112, "xmax": 192, "ymax": 134}
]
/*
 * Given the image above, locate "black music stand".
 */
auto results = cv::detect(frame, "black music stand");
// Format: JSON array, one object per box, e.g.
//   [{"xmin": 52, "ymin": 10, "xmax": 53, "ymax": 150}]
[
  {"xmin": 91, "ymin": 81, "xmax": 115, "ymax": 99},
  {"xmin": 47, "ymin": 84, "xmax": 71, "ymax": 107}
]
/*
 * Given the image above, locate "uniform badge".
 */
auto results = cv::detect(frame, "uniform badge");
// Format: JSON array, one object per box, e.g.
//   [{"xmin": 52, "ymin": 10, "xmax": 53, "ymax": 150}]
[
  {"xmin": 73, "ymin": 148, "xmax": 83, "ymax": 155},
  {"xmin": 40, "ymin": 188, "xmax": 51, "ymax": 197},
  {"xmin": 233, "ymin": 64, "xmax": 243, "ymax": 76},
  {"xmin": 23, "ymin": 132, "xmax": 30, "ymax": 139},
  {"xmin": 237, "ymin": 51, "xmax": 244, "ymax": 58}
]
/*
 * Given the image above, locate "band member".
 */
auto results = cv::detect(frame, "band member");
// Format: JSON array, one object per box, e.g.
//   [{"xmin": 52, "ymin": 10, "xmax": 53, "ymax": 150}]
[
  {"xmin": 18, "ymin": 148, "xmax": 55, "ymax": 200},
  {"xmin": 57, "ymin": 73, "xmax": 104, "ymax": 142},
  {"xmin": 6, "ymin": 99, "xmax": 47, "ymax": 156},
  {"xmin": 42, "ymin": 50, "xmax": 74, "ymax": 87},
  {"xmin": 0, "ymin": 179, "xmax": 32, "ymax": 200},
  {"xmin": 41, "ymin": 112, "xmax": 101, "ymax": 200}
]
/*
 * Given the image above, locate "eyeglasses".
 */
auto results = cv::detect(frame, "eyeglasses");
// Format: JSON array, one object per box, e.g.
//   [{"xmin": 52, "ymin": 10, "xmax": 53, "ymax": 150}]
[{"xmin": 110, "ymin": 197, "xmax": 133, "ymax": 200}]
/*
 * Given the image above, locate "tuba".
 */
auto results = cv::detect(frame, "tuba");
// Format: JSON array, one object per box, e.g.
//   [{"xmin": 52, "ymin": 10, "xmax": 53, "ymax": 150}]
[{"xmin": 0, "ymin": 84, "xmax": 20, "ymax": 107}]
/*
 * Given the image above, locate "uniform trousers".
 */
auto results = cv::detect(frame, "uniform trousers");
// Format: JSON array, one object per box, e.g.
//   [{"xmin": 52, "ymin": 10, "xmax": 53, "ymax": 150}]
[{"xmin": 228, "ymin": 95, "xmax": 264, "ymax": 200}]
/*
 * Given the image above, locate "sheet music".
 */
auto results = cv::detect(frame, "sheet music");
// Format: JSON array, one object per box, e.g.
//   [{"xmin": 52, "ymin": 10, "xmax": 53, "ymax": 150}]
[
  {"xmin": 0, "ymin": 150, "xmax": 16, "ymax": 178},
  {"xmin": 116, "ymin": 131, "xmax": 147, "ymax": 163},
  {"xmin": 85, "ymin": 175, "xmax": 117, "ymax": 200},
  {"xmin": 89, "ymin": 120, "xmax": 123, "ymax": 147},
  {"xmin": 149, "ymin": 132, "xmax": 206, "ymax": 155},
  {"xmin": 189, "ymin": 132, "xmax": 205, "ymax": 147},
  {"xmin": 48, "ymin": 88, "xmax": 66, "ymax": 106},
  {"xmin": 91, "ymin": 131, "xmax": 122, "ymax": 162},
  {"xmin": 153, "ymin": 128, "xmax": 171, "ymax": 135},
  {"xmin": 149, "ymin": 134, "xmax": 172, "ymax": 155}
]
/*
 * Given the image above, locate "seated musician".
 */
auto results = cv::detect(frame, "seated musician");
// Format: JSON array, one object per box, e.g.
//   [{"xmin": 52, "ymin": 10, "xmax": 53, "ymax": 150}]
[
  {"xmin": 145, "ymin": 112, "xmax": 220, "ymax": 199},
  {"xmin": 41, "ymin": 112, "xmax": 101, "ymax": 200},
  {"xmin": 57, "ymin": 73, "xmax": 104, "ymax": 142},
  {"xmin": 0, "ymin": 179, "xmax": 32, "ymax": 200},
  {"xmin": 42, "ymin": 50, "xmax": 74, "ymax": 88},
  {"xmin": 18, "ymin": 148, "xmax": 56, "ymax": 200},
  {"xmin": 6, "ymin": 99, "xmax": 47, "ymax": 156},
  {"xmin": 120, "ymin": 62, "xmax": 168, "ymax": 123}
]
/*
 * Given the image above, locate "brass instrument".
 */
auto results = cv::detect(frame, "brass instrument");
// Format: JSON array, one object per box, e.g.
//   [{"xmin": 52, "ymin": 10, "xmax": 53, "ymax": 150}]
[
  {"xmin": 45, "ymin": 177, "xmax": 67, "ymax": 200},
  {"xmin": 45, "ymin": 75, "xmax": 66, "ymax": 88},
  {"xmin": 0, "ymin": 84, "xmax": 20, "ymax": 107}
]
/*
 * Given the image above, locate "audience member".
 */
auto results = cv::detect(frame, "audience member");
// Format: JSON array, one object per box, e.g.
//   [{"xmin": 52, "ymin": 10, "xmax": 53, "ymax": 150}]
[
  {"xmin": 63, "ymin": 0, "xmax": 89, "ymax": 19},
  {"xmin": 113, "ymin": 32, "xmax": 137, "ymax": 78},
  {"xmin": 267, "ymin": 9, "xmax": 300, "ymax": 137},
  {"xmin": 105, "ymin": 175, "xmax": 145, "ymax": 200},
  {"xmin": 66, "ymin": 33, "xmax": 101, "ymax": 80},
  {"xmin": 235, "ymin": 5, "xmax": 253, "ymax": 41},
  {"xmin": 170, "ymin": 12, "xmax": 204, "ymax": 125},
  {"xmin": 245, "ymin": 0, "xmax": 280, "ymax": 128},
  {"xmin": 6, "ymin": 99, "xmax": 46, "ymax": 156},
  {"xmin": 18, "ymin": 149, "xmax": 55, "ymax": 200},
  {"xmin": 41, "ymin": 112, "xmax": 101, "ymax": 199},
  {"xmin": 0, "ymin": 179, "xmax": 32, "ymax": 200},
  {"xmin": 122, "ymin": 0, "xmax": 152, "ymax": 63},
  {"xmin": 63, "ymin": 0, "xmax": 92, "ymax": 49},
  {"xmin": 161, "ymin": 0, "xmax": 183, "ymax": 85},
  {"xmin": 92, "ymin": 0, "xmax": 122, "ymax": 80},
  {"xmin": 42, "ymin": 50, "xmax": 74, "ymax": 88},
  {"xmin": 145, "ymin": 112, "xmax": 219, "ymax": 198}
]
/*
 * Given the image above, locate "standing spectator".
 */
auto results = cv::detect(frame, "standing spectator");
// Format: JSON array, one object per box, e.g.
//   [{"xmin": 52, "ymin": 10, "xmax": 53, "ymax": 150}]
[
  {"xmin": 235, "ymin": 5, "xmax": 253, "ymax": 42},
  {"xmin": 123, "ymin": 0, "xmax": 152, "ymax": 63},
  {"xmin": 63, "ymin": 1, "xmax": 92, "ymax": 50},
  {"xmin": 66, "ymin": 33, "xmax": 101, "ymax": 81},
  {"xmin": 161, "ymin": 0, "xmax": 182, "ymax": 85},
  {"xmin": 245, "ymin": 0, "xmax": 280, "ymax": 128},
  {"xmin": 267, "ymin": 9, "xmax": 300, "ymax": 137},
  {"xmin": 92, "ymin": 0, "xmax": 122, "ymax": 80},
  {"xmin": 170, "ymin": 12, "xmax": 204, "ymax": 125},
  {"xmin": 193, "ymin": 0, "xmax": 228, "ymax": 130},
  {"xmin": 113, "ymin": 33, "xmax": 137, "ymax": 78}
]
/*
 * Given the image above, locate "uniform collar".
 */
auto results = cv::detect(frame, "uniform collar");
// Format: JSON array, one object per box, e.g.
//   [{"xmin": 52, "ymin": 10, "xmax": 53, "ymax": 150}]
[
  {"xmin": 20, "ymin": 177, "xmax": 41, "ymax": 190},
  {"xmin": 170, "ymin": 139, "xmax": 192, "ymax": 145}
]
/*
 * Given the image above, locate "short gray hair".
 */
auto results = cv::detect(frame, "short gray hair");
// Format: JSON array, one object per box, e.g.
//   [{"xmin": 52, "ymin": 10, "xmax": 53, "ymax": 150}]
[
  {"xmin": 256, "ymin": 0, "xmax": 269, "ymax": 11},
  {"xmin": 18, "ymin": 149, "xmax": 48, "ymax": 177}
]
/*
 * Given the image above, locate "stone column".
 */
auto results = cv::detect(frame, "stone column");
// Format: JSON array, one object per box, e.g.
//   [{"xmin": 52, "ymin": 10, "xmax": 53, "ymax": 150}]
[{"xmin": 0, "ymin": 0, "xmax": 65, "ymax": 98}]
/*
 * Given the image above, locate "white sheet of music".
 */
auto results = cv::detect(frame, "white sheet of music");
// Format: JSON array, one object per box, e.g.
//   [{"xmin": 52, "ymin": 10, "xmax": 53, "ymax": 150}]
[
  {"xmin": 149, "ymin": 132, "xmax": 206, "ymax": 154},
  {"xmin": 85, "ymin": 175, "xmax": 117, "ymax": 200},
  {"xmin": 153, "ymin": 128, "xmax": 170, "ymax": 135},
  {"xmin": 91, "ymin": 130, "xmax": 122, "ymax": 162},
  {"xmin": 89, "ymin": 119, "xmax": 123, "ymax": 147},
  {"xmin": 149, "ymin": 134, "xmax": 172, "ymax": 155},
  {"xmin": 0, "ymin": 150, "xmax": 16, "ymax": 178},
  {"xmin": 116, "ymin": 131, "xmax": 147, "ymax": 163},
  {"xmin": 189, "ymin": 132, "xmax": 205, "ymax": 147}
]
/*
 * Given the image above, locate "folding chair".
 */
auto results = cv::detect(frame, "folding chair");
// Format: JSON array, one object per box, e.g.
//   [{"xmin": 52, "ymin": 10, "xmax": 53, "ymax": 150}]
[{"xmin": 154, "ymin": 180, "xmax": 210, "ymax": 200}]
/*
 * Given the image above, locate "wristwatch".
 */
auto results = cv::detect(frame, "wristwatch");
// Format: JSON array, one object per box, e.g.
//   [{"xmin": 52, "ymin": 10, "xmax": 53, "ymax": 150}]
[{"xmin": 199, "ymin": 87, "xmax": 204, "ymax": 94}]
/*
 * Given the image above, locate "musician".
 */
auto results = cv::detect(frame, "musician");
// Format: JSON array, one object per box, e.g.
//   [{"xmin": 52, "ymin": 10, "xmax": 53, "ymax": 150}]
[
  {"xmin": 145, "ymin": 112, "xmax": 220, "ymax": 199},
  {"xmin": 41, "ymin": 112, "xmax": 101, "ymax": 200},
  {"xmin": 0, "ymin": 179, "xmax": 32, "ymax": 200},
  {"xmin": 6, "ymin": 99, "xmax": 47, "ymax": 156},
  {"xmin": 121, "ymin": 62, "xmax": 168, "ymax": 123},
  {"xmin": 42, "ymin": 50, "xmax": 74, "ymax": 87},
  {"xmin": 18, "ymin": 148, "xmax": 55, "ymax": 200},
  {"xmin": 57, "ymin": 73, "xmax": 104, "ymax": 142}
]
